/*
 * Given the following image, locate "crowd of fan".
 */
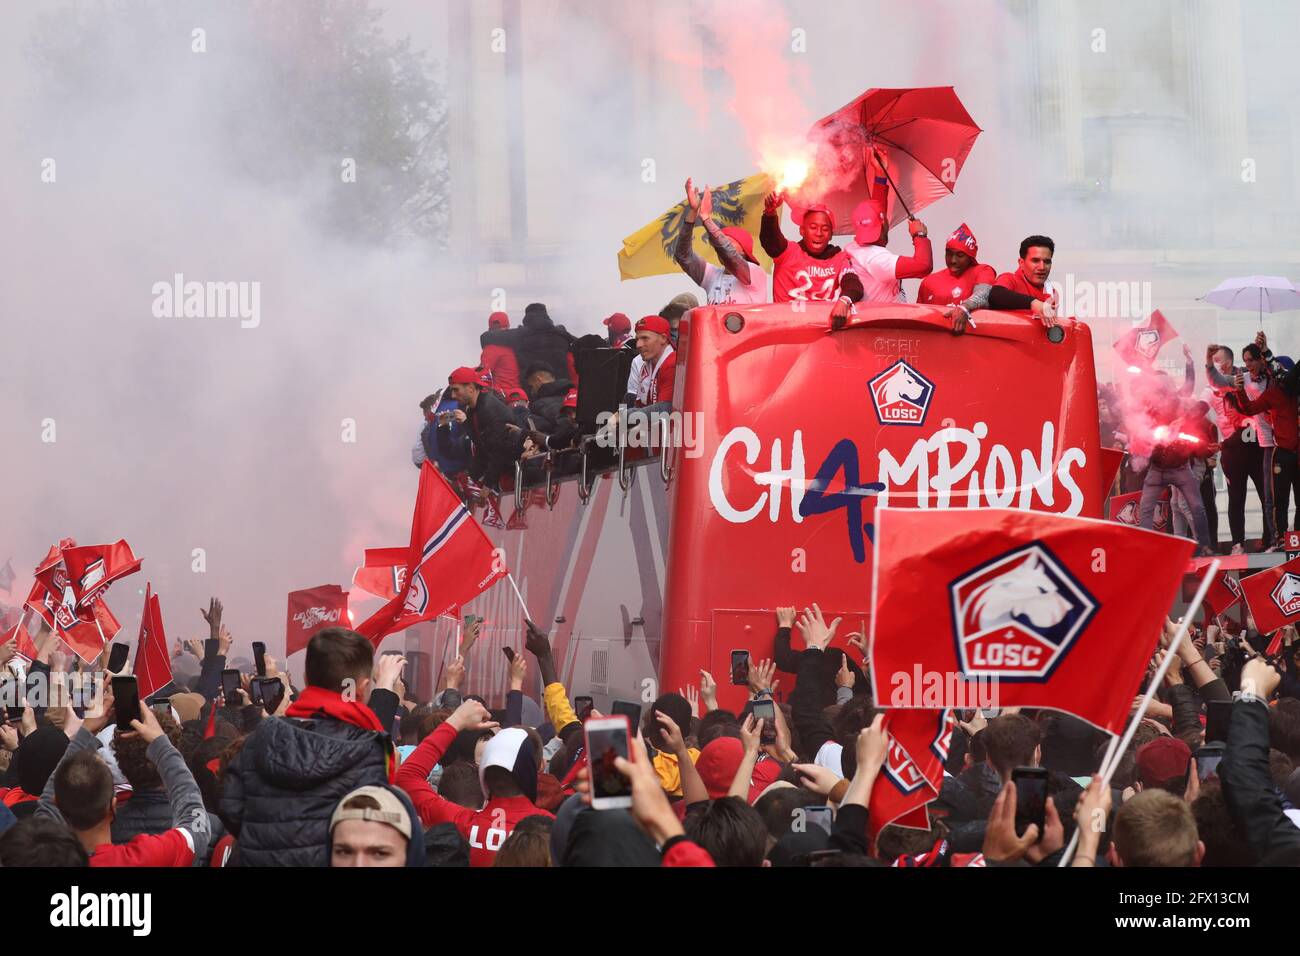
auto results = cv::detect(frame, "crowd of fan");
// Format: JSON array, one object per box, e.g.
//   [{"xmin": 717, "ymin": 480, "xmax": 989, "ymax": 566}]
[
  {"xmin": 1102, "ymin": 331, "xmax": 1300, "ymax": 555},
  {"xmin": 3, "ymin": 598, "xmax": 1299, "ymax": 867}
]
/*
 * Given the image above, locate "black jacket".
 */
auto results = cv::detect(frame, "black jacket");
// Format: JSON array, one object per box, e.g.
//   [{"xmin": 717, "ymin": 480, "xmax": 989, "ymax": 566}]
[
  {"xmin": 437, "ymin": 390, "xmax": 525, "ymax": 489},
  {"xmin": 480, "ymin": 311, "xmax": 576, "ymax": 380},
  {"xmin": 529, "ymin": 379, "xmax": 574, "ymax": 433},
  {"xmin": 112, "ymin": 789, "xmax": 225, "ymax": 866},
  {"xmin": 219, "ymin": 714, "xmax": 392, "ymax": 867},
  {"xmin": 1220, "ymin": 698, "xmax": 1300, "ymax": 865}
]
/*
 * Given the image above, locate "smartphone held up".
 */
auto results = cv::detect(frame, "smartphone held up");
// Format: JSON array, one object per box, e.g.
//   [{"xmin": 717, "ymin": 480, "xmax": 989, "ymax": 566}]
[{"xmin": 585, "ymin": 715, "xmax": 633, "ymax": 810}]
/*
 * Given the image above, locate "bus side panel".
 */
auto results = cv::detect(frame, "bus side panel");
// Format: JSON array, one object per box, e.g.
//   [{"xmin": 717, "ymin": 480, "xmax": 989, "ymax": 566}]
[{"xmin": 661, "ymin": 302, "xmax": 1102, "ymax": 699}]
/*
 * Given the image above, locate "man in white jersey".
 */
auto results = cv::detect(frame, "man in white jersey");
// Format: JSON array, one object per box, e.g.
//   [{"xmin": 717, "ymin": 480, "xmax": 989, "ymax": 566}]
[
  {"xmin": 842, "ymin": 198, "xmax": 933, "ymax": 304},
  {"xmin": 674, "ymin": 178, "xmax": 767, "ymax": 306}
]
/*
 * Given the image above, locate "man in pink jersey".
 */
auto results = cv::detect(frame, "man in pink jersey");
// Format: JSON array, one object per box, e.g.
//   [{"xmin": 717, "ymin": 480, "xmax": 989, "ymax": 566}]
[{"xmin": 759, "ymin": 194, "xmax": 864, "ymax": 329}]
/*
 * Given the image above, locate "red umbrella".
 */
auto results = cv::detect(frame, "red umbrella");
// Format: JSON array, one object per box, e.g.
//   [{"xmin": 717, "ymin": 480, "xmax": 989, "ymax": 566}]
[{"xmin": 786, "ymin": 86, "xmax": 982, "ymax": 235}]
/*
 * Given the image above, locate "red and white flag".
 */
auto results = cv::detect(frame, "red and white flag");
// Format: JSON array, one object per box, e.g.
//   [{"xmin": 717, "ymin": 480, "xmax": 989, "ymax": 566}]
[
  {"xmin": 24, "ymin": 564, "xmax": 122, "ymax": 664},
  {"xmin": 1197, "ymin": 566, "xmax": 1243, "ymax": 620},
  {"xmin": 355, "ymin": 462, "xmax": 507, "ymax": 647},
  {"xmin": 1114, "ymin": 309, "xmax": 1178, "ymax": 368},
  {"xmin": 1240, "ymin": 554, "xmax": 1300, "ymax": 635},
  {"xmin": 135, "ymin": 584, "xmax": 173, "ymax": 699},
  {"xmin": 1108, "ymin": 488, "xmax": 1170, "ymax": 530},
  {"xmin": 868, "ymin": 709, "xmax": 953, "ymax": 840},
  {"xmin": 869, "ymin": 508, "xmax": 1194, "ymax": 734},
  {"xmin": 61, "ymin": 539, "xmax": 143, "ymax": 610},
  {"xmin": 286, "ymin": 584, "xmax": 350, "ymax": 657},
  {"xmin": 351, "ymin": 547, "xmax": 409, "ymax": 601},
  {"xmin": 2, "ymin": 617, "xmax": 39, "ymax": 662}
]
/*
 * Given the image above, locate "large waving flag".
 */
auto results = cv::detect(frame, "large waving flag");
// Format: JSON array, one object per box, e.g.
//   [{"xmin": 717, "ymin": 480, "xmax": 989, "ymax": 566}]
[
  {"xmin": 870, "ymin": 508, "xmax": 1194, "ymax": 734},
  {"xmin": 1114, "ymin": 310, "xmax": 1178, "ymax": 368},
  {"xmin": 1239, "ymin": 554, "xmax": 1300, "ymax": 635},
  {"xmin": 135, "ymin": 584, "xmax": 173, "ymax": 699},
  {"xmin": 355, "ymin": 462, "xmax": 507, "ymax": 647},
  {"xmin": 1197, "ymin": 566, "xmax": 1243, "ymax": 620},
  {"xmin": 617, "ymin": 174, "xmax": 773, "ymax": 281},
  {"xmin": 61, "ymin": 540, "xmax": 143, "ymax": 610}
]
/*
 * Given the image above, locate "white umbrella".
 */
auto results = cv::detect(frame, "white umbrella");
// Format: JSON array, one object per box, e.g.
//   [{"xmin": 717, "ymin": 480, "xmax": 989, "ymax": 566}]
[{"xmin": 1200, "ymin": 275, "xmax": 1300, "ymax": 327}]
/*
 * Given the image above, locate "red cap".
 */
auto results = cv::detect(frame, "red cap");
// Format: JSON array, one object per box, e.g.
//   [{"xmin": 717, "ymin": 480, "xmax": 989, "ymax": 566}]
[
  {"xmin": 852, "ymin": 199, "xmax": 886, "ymax": 245},
  {"xmin": 1136, "ymin": 737, "xmax": 1192, "ymax": 787},
  {"xmin": 946, "ymin": 223, "xmax": 978, "ymax": 257},
  {"xmin": 635, "ymin": 315, "xmax": 671, "ymax": 338},
  {"xmin": 488, "ymin": 311, "xmax": 509, "ymax": 330},
  {"xmin": 448, "ymin": 366, "xmax": 483, "ymax": 386},
  {"xmin": 695, "ymin": 738, "xmax": 781, "ymax": 802},
  {"xmin": 720, "ymin": 226, "xmax": 758, "ymax": 264},
  {"xmin": 562, "ymin": 388, "xmax": 578, "ymax": 409},
  {"xmin": 505, "ymin": 387, "xmax": 529, "ymax": 404},
  {"xmin": 603, "ymin": 312, "xmax": 631, "ymax": 333}
]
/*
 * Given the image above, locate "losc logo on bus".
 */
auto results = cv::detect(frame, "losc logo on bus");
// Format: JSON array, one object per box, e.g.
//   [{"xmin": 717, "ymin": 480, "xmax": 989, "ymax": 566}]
[
  {"xmin": 949, "ymin": 544, "xmax": 1098, "ymax": 681},
  {"xmin": 868, "ymin": 360, "xmax": 934, "ymax": 427}
]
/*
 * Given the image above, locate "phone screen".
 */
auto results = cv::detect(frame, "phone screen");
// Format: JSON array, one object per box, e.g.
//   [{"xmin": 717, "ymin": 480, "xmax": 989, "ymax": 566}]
[
  {"xmin": 112, "ymin": 676, "xmax": 140, "ymax": 732},
  {"xmin": 730, "ymin": 650, "xmax": 751, "ymax": 686},
  {"xmin": 751, "ymin": 699, "xmax": 777, "ymax": 744},
  {"xmin": 151, "ymin": 698, "xmax": 172, "ymax": 718},
  {"xmin": 610, "ymin": 700, "xmax": 641, "ymax": 727},
  {"xmin": 803, "ymin": 805, "xmax": 833, "ymax": 835},
  {"xmin": 258, "ymin": 677, "xmax": 285, "ymax": 714},
  {"xmin": 1012, "ymin": 768, "xmax": 1048, "ymax": 837},
  {"xmin": 1205, "ymin": 700, "xmax": 1232, "ymax": 744},
  {"xmin": 574, "ymin": 696, "xmax": 594, "ymax": 721},
  {"xmin": 253, "ymin": 642, "xmax": 267, "ymax": 677},
  {"xmin": 1197, "ymin": 752, "xmax": 1223, "ymax": 780},
  {"xmin": 106, "ymin": 643, "xmax": 130, "ymax": 673},
  {"xmin": 221, "ymin": 669, "xmax": 242, "ymax": 701},
  {"xmin": 587, "ymin": 725, "xmax": 632, "ymax": 800}
]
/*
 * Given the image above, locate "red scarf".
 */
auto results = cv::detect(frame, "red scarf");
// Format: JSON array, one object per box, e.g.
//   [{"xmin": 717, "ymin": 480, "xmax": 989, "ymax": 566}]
[{"xmin": 285, "ymin": 687, "xmax": 394, "ymax": 781}]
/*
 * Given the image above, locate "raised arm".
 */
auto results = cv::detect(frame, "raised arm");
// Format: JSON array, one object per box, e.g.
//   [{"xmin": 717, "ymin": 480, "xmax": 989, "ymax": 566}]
[
  {"xmin": 759, "ymin": 193, "xmax": 788, "ymax": 259},
  {"xmin": 892, "ymin": 219, "xmax": 933, "ymax": 279},
  {"xmin": 673, "ymin": 178, "xmax": 707, "ymax": 286}
]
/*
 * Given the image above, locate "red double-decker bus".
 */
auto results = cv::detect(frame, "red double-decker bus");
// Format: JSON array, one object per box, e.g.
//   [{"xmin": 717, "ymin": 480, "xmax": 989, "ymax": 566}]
[{"xmin": 426, "ymin": 302, "xmax": 1104, "ymax": 712}]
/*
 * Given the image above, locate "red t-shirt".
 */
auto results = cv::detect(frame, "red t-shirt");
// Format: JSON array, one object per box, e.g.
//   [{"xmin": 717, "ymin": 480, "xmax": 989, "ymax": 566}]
[
  {"xmin": 994, "ymin": 269, "xmax": 1053, "ymax": 302},
  {"xmin": 395, "ymin": 722, "xmax": 555, "ymax": 867},
  {"xmin": 917, "ymin": 263, "xmax": 997, "ymax": 306},
  {"xmin": 772, "ymin": 243, "xmax": 858, "ymax": 304},
  {"xmin": 89, "ymin": 828, "xmax": 195, "ymax": 867}
]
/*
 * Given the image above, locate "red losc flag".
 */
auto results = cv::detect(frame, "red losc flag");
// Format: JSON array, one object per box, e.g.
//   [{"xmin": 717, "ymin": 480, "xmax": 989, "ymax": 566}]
[
  {"xmin": 61, "ymin": 540, "xmax": 143, "ymax": 610},
  {"xmin": 1107, "ymin": 488, "xmax": 1171, "ymax": 531},
  {"xmin": 135, "ymin": 584, "xmax": 173, "ymax": 699},
  {"xmin": 1197, "ymin": 566, "xmax": 1243, "ymax": 619},
  {"xmin": 1239, "ymin": 554, "xmax": 1300, "ymax": 635},
  {"xmin": 355, "ymin": 462, "xmax": 507, "ymax": 647},
  {"xmin": 1114, "ymin": 309, "xmax": 1178, "ymax": 368},
  {"xmin": 868, "ymin": 709, "xmax": 953, "ymax": 840},
  {"xmin": 869, "ymin": 507, "xmax": 1194, "ymax": 734},
  {"xmin": 24, "ymin": 568, "xmax": 122, "ymax": 664},
  {"xmin": 285, "ymin": 584, "xmax": 350, "ymax": 657}
]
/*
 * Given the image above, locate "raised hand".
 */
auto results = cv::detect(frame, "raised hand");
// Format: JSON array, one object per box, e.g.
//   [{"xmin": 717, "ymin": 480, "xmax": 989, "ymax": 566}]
[
  {"xmin": 448, "ymin": 699, "xmax": 497, "ymax": 733},
  {"xmin": 748, "ymin": 658, "xmax": 778, "ymax": 696},
  {"xmin": 679, "ymin": 683, "xmax": 700, "ymax": 719},
  {"xmin": 443, "ymin": 654, "xmax": 466, "ymax": 691},
  {"xmin": 200, "ymin": 598, "xmax": 223, "ymax": 639},
  {"xmin": 835, "ymin": 655, "xmax": 854, "ymax": 689},
  {"xmin": 374, "ymin": 653, "xmax": 407, "ymax": 692},
  {"xmin": 795, "ymin": 603, "xmax": 841, "ymax": 651},
  {"xmin": 776, "ymin": 606, "xmax": 796, "ymax": 629},
  {"xmin": 763, "ymin": 191, "xmax": 784, "ymax": 214},
  {"xmin": 698, "ymin": 669, "xmax": 718, "ymax": 712}
]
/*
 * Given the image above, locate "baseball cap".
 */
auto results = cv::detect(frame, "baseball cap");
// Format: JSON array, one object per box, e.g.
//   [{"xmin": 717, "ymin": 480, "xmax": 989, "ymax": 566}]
[
  {"xmin": 1136, "ymin": 737, "xmax": 1192, "ymax": 788},
  {"xmin": 603, "ymin": 312, "xmax": 631, "ymax": 333},
  {"xmin": 488, "ymin": 311, "xmax": 509, "ymax": 330},
  {"xmin": 635, "ymin": 315, "xmax": 671, "ymax": 338},
  {"xmin": 505, "ymin": 387, "xmax": 529, "ymax": 404},
  {"xmin": 720, "ymin": 226, "xmax": 758, "ymax": 264},
  {"xmin": 448, "ymin": 367, "xmax": 484, "ymax": 386},
  {"xmin": 480, "ymin": 727, "xmax": 539, "ymax": 803},
  {"xmin": 852, "ymin": 199, "xmax": 885, "ymax": 245},
  {"xmin": 330, "ymin": 785, "xmax": 413, "ymax": 841},
  {"xmin": 946, "ymin": 222, "xmax": 978, "ymax": 257}
]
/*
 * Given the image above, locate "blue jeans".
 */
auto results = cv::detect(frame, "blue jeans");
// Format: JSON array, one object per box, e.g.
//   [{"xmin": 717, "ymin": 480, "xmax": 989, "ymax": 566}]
[{"xmin": 1141, "ymin": 464, "xmax": 1212, "ymax": 550}]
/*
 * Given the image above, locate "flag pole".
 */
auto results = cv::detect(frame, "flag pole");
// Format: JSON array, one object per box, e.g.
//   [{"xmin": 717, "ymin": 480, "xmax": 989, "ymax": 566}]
[
  {"xmin": 506, "ymin": 572, "xmax": 529, "ymax": 618},
  {"xmin": 1058, "ymin": 557, "xmax": 1218, "ymax": 866}
]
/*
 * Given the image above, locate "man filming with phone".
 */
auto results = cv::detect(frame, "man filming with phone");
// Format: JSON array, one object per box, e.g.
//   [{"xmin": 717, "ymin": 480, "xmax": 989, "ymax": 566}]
[{"xmin": 36, "ymin": 680, "xmax": 210, "ymax": 866}]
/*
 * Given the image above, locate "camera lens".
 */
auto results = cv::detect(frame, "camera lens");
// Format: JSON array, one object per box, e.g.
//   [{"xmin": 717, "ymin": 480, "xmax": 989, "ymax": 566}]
[{"xmin": 1047, "ymin": 325, "xmax": 1065, "ymax": 343}]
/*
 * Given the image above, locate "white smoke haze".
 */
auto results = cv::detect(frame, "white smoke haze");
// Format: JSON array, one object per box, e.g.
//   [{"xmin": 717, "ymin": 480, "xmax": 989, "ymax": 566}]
[{"xmin": 2, "ymin": 1, "xmax": 1298, "ymax": 664}]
